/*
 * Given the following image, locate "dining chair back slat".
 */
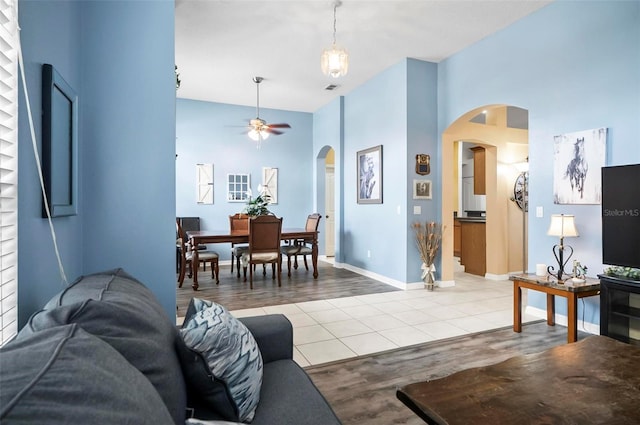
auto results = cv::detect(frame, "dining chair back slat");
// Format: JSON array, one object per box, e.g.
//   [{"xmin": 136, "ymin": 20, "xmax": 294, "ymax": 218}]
[
  {"xmin": 282, "ymin": 213, "xmax": 321, "ymax": 277},
  {"xmin": 242, "ymin": 215, "xmax": 283, "ymax": 289},
  {"xmin": 229, "ymin": 213, "xmax": 250, "ymax": 277}
]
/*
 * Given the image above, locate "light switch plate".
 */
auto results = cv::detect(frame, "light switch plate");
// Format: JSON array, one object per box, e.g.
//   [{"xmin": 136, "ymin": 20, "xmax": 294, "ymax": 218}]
[
  {"xmin": 413, "ymin": 206, "xmax": 421, "ymax": 215},
  {"xmin": 536, "ymin": 206, "xmax": 543, "ymax": 218}
]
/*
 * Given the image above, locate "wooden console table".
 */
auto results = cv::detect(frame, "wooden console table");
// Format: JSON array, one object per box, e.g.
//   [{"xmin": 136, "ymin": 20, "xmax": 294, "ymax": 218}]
[
  {"xmin": 510, "ymin": 273, "xmax": 600, "ymax": 343},
  {"xmin": 397, "ymin": 335, "xmax": 640, "ymax": 425}
]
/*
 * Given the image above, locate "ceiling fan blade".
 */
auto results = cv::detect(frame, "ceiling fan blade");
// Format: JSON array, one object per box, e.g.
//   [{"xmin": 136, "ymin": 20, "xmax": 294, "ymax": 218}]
[
  {"xmin": 268, "ymin": 123, "xmax": 291, "ymax": 129},
  {"xmin": 266, "ymin": 128, "xmax": 285, "ymax": 135}
]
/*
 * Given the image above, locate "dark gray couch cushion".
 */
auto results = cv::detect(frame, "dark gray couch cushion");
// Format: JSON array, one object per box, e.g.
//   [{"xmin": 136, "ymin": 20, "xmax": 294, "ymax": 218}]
[
  {"xmin": 252, "ymin": 359, "xmax": 342, "ymax": 425},
  {"xmin": 24, "ymin": 268, "xmax": 187, "ymax": 425},
  {"xmin": 0, "ymin": 324, "xmax": 174, "ymax": 424}
]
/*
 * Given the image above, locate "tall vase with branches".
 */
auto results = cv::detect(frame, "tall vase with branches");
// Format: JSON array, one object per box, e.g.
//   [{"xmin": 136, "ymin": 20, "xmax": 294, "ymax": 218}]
[{"xmin": 412, "ymin": 221, "xmax": 444, "ymax": 290}]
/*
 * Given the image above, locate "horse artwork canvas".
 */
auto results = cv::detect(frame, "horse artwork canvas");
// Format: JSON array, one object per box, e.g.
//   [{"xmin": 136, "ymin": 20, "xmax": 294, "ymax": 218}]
[{"xmin": 553, "ymin": 127, "xmax": 607, "ymax": 204}]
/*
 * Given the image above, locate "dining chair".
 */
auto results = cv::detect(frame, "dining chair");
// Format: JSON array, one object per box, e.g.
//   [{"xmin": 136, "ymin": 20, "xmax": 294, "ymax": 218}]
[
  {"xmin": 229, "ymin": 213, "xmax": 250, "ymax": 277},
  {"xmin": 281, "ymin": 213, "xmax": 321, "ymax": 277},
  {"xmin": 241, "ymin": 215, "xmax": 283, "ymax": 289},
  {"xmin": 176, "ymin": 217, "xmax": 207, "ymax": 273},
  {"xmin": 176, "ymin": 219, "xmax": 219, "ymax": 287}
]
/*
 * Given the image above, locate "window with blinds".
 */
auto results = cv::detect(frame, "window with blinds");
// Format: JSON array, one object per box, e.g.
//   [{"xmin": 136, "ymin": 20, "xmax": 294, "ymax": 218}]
[{"xmin": 0, "ymin": 0, "xmax": 18, "ymax": 346}]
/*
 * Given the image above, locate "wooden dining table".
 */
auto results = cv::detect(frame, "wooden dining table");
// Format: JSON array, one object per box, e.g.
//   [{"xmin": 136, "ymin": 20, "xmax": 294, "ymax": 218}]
[{"xmin": 186, "ymin": 228, "xmax": 318, "ymax": 290}]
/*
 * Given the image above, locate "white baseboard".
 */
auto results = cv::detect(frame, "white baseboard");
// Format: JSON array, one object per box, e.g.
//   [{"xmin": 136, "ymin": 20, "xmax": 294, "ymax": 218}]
[
  {"xmin": 438, "ymin": 280, "xmax": 456, "ymax": 288},
  {"xmin": 525, "ymin": 306, "xmax": 600, "ymax": 335},
  {"xmin": 333, "ymin": 261, "xmax": 453, "ymax": 291}
]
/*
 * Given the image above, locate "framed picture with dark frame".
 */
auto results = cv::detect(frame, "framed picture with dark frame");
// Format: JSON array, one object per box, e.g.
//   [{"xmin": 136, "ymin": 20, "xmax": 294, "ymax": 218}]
[
  {"xmin": 41, "ymin": 64, "xmax": 78, "ymax": 217},
  {"xmin": 357, "ymin": 145, "xmax": 382, "ymax": 204},
  {"xmin": 413, "ymin": 179, "xmax": 432, "ymax": 199}
]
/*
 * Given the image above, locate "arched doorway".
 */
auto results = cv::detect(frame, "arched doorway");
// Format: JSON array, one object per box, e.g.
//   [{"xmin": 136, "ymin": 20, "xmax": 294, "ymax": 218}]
[
  {"xmin": 440, "ymin": 105, "xmax": 529, "ymax": 283},
  {"xmin": 316, "ymin": 146, "xmax": 336, "ymax": 258}
]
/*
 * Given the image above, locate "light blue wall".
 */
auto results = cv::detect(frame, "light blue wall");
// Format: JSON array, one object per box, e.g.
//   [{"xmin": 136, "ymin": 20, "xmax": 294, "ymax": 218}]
[
  {"xmin": 406, "ymin": 59, "xmax": 438, "ymax": 281},
  {"xmin": 17, "ymin": 0, "xmax": 176, "ymax": 324},
  {"xmin": 343, "ymin": 60, "xmax": 408, "ymax": 279},
  {"xmin": 17, "ymin": 0, "xmax": 638, "ymax": 327},
  {"xmin": 438, "ymin": 1, "xmax": 640, "ymax": 324},
  {"xmin": 313, "ymin": 96, "xmax": 343, "ymax": 261},
  {"xmin": 175, "ymin": 98, "xmax": 314, "ymax": 260},
  {"xmin": 18, "ymin": 0, "xmax": 84, "ymax": 325}
]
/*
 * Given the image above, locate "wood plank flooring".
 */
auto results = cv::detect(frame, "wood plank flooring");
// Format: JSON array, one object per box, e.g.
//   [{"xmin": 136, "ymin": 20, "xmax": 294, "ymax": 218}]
[
  {"xmin": 306, "ymin": 322, "xmax": 587, "ymax": 425},
  {"xmin": 176, "ymin": 260, "xmax": 399, "ymax": 314}
]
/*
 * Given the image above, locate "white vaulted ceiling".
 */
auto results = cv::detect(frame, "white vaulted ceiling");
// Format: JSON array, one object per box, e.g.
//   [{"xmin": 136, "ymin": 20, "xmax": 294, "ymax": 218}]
[{"xmin": 175, "ymin": 0, "xmax": 552, "ymax": 113}]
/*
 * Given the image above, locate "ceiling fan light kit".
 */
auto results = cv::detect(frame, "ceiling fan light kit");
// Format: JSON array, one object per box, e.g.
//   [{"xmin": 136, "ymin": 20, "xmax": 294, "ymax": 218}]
[
  {"xmin": 247, "ymin": 76, "xmax": 291, "ymax": 148},
  {"xmin": 321, "ymin": 0, "xmax": 349, "ymax": 78}
]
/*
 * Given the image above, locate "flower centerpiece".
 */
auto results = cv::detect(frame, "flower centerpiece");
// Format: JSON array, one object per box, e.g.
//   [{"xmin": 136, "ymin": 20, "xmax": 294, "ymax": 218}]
[
  {"xmin": 412, "ymin": 221, "xmax": 444, "ymax": 290},
  {"xmin": 244, "ymin": 193, "xmax": 271, "ymax": 217}
]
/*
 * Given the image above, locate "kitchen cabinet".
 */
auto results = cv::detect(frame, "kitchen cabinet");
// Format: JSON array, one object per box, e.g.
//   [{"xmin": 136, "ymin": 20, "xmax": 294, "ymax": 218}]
[
  {"xmin": 470, "ymin": 146, "xmax": 486, "ymax": 195},
  {"xmin": 453, "ymin": 218, "xmax": 461, "ymax": 257},
  {"xmin": 459, "ymin": 219, "xmax": 486, "ymax": 276}
]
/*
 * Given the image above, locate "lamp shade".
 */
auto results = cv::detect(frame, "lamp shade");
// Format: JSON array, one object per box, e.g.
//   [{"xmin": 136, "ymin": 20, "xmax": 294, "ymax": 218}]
[
  {"xmin": 321, "ymin": 45, "xmax": 349, "ymax": 78},
  {"xmin": 547, "ymin": 214, "xmax": 579, "ymax": 237}
]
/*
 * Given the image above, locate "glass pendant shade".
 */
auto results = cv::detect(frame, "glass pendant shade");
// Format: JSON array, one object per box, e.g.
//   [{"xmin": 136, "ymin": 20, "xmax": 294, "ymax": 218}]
[
  {"xmin": 321, "ymin": 44, "xmax": 349, "ymax": 78},
  {"xmin": 248, "ymin": 128, "xmax": 269, "ymax": 142}
]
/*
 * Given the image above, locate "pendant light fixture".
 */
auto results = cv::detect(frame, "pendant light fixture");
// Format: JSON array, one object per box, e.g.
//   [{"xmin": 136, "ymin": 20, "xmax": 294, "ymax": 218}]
[{"xmin": 321, "ymin": 0, "xmax": 348, "ymax": 78}]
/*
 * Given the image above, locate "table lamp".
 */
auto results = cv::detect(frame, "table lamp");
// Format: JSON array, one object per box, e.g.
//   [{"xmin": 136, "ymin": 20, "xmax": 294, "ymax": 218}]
[{"xmin": 547, "ymin": 214, "xmax": 579, "ymax": 281}]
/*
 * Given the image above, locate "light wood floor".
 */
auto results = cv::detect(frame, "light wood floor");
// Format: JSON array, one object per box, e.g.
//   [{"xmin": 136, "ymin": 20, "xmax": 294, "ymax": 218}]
[{"xmin": 177, "ymin": 259, "xmax": 399, "ymax": 314}]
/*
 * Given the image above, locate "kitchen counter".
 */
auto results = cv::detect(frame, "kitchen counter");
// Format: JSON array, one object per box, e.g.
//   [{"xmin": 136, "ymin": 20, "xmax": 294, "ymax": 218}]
[{"xmin": 456, "ymin": 217, "xmax": 486, "ymax": 223}]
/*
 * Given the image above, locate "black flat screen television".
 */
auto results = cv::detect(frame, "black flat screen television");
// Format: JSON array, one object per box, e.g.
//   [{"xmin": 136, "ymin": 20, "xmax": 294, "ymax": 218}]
[{"xmin": 601, "ymin": 164, "xmax": 640, "ymax": 268}]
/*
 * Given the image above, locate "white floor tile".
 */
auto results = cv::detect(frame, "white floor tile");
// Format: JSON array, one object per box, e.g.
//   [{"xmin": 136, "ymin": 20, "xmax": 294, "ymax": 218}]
[
  {"xmin": 448, "ymin": 300, "xmax": 495, "ymax": 315},
  {"xmin": 392, "ymin": 309, "xmax": 439, "ymax": 325},
  {"xmin": 415, "ymin": 321, "xmax": 468, "ymax": 339},
  {"xmin": 373, "ymin": 301, "xmax": 416, "ymax": 314},
  {"xmin": 230, "ymin": 307, "xmax": 267, "ymax": 318},
  {"xmin": 297, "ymin": 339, "xmax": 357, "ymax": 365},
  {"xmin": 378, "ymin": 326, "xmax": 434, "ymax": 347},
  {"xmin": 234, "ymin": 270, "xmax": 539, "ymax": 367},
  {"xmin": 355, "ymin": 292, "xmax": 400, "ymax": 304},
  {"xmin": 293, "ymin": 347, "xmax": 310, "ymax": 367},
  {"xmin": 474, "ymin": 309, "xmax": 513, "ymax": 327},
  {"xmin": 358, "ymin": 314, "xmax": 408, "ymax": 331},
  {"xmin": 322, "ymin": 319, "xmax": 374, "ymax": 338},
  {"xmin": 340, "ymin": 332, "xmax": 398, "ymax": 355},
  {"xmin": 285, "ymin": 312, "xmax": 318, "ymax": 328},
  {"xmin": 308, "ymin": 308, "xmax": 353, "ymax": 324},
  {"xmin": 293, "ymin": 325, "xmax": 335, "ymax": 345},
  {"xmin": 340, "ymin": 304, "xmax": 383, "ymax": 319},
  {"xmin": 325, "ymin": 297, "xmax": 366, "ymax": 308},
  {"xmin": 295, "ymin": 299, "xmax": 336, "ymax": 313},
  {"xmin": 447, "ymin": 316, "xmax": 498, "ymax": 333},
  {"xmin": 421, "ymin": 305, "xmax": 468, "ymax": 320},
  {"xmin": 263, "ymin": 304, "xmax": 304, "ymax": 315},
  {"xmin": 400, "ymin": 297, "xmax": 439, "ymax": 309}
]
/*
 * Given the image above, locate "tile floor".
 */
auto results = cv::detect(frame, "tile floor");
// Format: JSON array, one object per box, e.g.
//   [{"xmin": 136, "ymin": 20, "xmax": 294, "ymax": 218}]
[{"xmin": 230, "ymin": 272, "xmax": 539, "ymax": 367}]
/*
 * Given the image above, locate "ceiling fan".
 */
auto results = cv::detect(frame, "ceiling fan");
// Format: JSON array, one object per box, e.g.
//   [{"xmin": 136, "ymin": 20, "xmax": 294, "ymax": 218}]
[{"xmin": 247, "ymin": 76, "xmax": 290, "ymax": 146}]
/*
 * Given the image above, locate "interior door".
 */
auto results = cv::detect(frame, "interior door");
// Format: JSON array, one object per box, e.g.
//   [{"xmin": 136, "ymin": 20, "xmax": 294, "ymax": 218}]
[{"xmin": 325, "ymin": 165, "xmax": 335, "ymax": 256}]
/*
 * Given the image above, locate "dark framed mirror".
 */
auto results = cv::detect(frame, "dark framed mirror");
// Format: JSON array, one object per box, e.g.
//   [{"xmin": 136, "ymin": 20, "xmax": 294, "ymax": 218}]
[{"xmin": 42, "ymin": 63, "xmax": 78, "ymax": 217}]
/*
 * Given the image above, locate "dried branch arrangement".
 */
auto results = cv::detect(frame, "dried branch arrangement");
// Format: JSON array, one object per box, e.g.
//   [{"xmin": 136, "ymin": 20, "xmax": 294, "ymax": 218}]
[{"xmin": 412, "ymin": 221, "xmax": 444, "ymax": 266}]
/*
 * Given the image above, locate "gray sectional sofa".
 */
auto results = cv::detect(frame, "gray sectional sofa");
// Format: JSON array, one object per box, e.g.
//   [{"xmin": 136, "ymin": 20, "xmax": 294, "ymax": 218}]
[{"xmin": 0, "ymin": 269, "xmax": 341, "ymax": 425}]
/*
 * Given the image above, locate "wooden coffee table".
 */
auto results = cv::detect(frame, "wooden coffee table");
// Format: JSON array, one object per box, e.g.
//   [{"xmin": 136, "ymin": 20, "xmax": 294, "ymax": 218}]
[{"xmin": 396, "ymin": 336, "xmax": 640, "ymax": 425}]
